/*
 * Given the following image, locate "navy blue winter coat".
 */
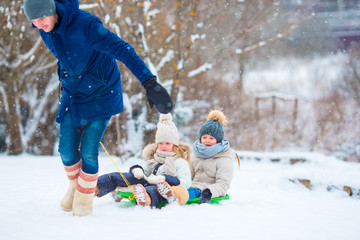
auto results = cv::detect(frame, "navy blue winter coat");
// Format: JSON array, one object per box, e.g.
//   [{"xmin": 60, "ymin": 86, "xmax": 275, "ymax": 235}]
[{"xmin": 38, "ymin": 0, "xmax": 153, "ymax": 127}]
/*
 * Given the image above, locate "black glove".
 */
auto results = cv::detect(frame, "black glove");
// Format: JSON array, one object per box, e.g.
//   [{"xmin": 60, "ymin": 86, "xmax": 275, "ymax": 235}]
[
  {"xmin": 198, "ymin": 188, "xmax": 212, "ymax": 204},
  {"xmin": 142, "ymin": 76, "xmax": 173, "ymax": 114}
]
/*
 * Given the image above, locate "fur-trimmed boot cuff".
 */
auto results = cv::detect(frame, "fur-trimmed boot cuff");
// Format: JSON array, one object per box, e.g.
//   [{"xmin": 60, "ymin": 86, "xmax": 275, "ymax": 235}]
[
  {"xmin": 61, "ymin": 161, "xmax": 81, "ymax": 211},
  {"xmin": 73, "ymin": 170, "xmax": 98, "ymax": 216}
]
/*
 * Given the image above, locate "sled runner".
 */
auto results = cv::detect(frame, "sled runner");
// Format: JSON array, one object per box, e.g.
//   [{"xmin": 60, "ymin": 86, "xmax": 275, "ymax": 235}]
[{"xmin": 116, "ymin": 189, "xmax": 230, "ymax": 208}]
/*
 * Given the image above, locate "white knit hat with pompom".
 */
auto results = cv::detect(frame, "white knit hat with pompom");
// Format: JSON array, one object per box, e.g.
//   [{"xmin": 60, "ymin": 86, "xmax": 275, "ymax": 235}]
[{"xmin": 155, "ymin": 113, "xmax": 179, "ymax": 146}]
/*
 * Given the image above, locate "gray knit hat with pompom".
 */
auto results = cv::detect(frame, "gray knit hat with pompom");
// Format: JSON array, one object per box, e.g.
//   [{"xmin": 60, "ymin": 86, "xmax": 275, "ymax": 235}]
[{"xmin": 198, "ymin": 110, "xmax": 228, "ymax": 143}]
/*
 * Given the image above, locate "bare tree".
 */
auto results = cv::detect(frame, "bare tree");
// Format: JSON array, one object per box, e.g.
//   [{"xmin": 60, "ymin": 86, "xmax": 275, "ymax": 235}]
[
  {"xmin": 0, "ymin": 0, "xmax": 59, "ymax": 155},
  {"xmin": 341, "ymin": 45, "xmax": 360, "ymax": 104},
  {"xmin": 3, "ymin": 0, "xmax": 356, "ymax": 158},
  {"xmin": 84, "ymin": 0, "xmax": 205, "ymax": 158},
  {"xmin": 78, "ymin": 0, "xmax": 321, "ymax": 156}
]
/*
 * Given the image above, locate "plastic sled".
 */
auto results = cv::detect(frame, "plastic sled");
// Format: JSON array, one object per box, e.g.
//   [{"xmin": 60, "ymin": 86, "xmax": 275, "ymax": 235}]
[{"xmin": 116, "ymin": 190, "xmax": 230, "ymax": 208}]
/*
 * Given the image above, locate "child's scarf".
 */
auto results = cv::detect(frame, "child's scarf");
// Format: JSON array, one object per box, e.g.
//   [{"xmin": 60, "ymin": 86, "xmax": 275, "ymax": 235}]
[
  {"xmin": 147, "ymin": 149, "xmax": 177, "ymax": 176},
  {"xmin": 193, "ymin": 139, "xmax": 230, "ymax": 158}
]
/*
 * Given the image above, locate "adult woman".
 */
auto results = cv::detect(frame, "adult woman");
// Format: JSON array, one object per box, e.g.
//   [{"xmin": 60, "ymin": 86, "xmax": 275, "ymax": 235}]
[{"xmin": 24, "ymin": 0, "xmax": 172, "ymax": 216}]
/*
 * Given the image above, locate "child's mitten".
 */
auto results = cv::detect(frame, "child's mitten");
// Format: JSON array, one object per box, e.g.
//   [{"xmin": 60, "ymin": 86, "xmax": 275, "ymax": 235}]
[
  {"xmin": 198, "ymin": 188, "xmax": 212, "ymax": 204},
  {"xmin": 147, "ymin": 174, "xmax": 166, "ymax": 184},
  {"xmin": 132, "ymin": 167, "xmax": 145, "ymax": 180}
]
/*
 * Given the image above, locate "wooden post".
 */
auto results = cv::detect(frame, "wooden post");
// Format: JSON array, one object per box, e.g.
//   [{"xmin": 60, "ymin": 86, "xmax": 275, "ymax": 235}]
[
  {"xmin": 255, "ymin": 97, "xmax": 259, "ymax": 121},
  {"xmin": 293, "ymin": 99, "xmax": 298, "ymax": 134},
  {"xmin": 272, "ymin": 95, "xmax": 276, "ymax": 116}
]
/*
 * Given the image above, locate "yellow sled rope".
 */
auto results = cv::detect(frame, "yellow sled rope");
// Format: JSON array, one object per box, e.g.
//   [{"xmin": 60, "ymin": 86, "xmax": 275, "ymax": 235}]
[{"xmin": 100, "ymin": 142, "xmax": 135, "ymax": 200}]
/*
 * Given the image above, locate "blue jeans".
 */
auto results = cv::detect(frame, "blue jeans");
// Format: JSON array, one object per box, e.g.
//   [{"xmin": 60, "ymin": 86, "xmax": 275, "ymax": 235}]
[
  {"xmin": 59, "ymin": 113, "xmax": 110, "ymax": 174},
  {"xmin": 188, "ymin": 188, "xmax": 202, "ymax": 201}
]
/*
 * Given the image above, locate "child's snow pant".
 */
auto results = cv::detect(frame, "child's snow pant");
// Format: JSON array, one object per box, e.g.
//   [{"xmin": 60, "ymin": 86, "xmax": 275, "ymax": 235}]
[{"xmin": 97, "ymin": 172, "xmax": 148, "ymax": 197}]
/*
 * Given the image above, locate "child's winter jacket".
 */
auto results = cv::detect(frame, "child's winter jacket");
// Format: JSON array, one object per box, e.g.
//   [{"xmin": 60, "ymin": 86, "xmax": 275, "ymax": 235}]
[
  {"xmin": 190, "ymin": 149, "xmax": 234, "ymax": 198},
  {"xmin": 137, "ymin": 143, "xmax": 192, "ymax": 189}
]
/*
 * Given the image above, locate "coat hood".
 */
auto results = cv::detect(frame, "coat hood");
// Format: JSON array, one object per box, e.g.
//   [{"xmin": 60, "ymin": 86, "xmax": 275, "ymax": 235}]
[
  {"xmin": 53, "ymin": 0, "xmax": 79, "ymax": 34},
  {"xmin": 142, "ymin": 143, "xmax": 157, "ymax": 160}
]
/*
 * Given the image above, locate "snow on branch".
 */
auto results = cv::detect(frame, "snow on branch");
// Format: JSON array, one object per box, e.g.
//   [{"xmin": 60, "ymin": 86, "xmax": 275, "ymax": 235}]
[
  {"xmin": 147, "ymin": 8, "xmax": 160, "ymax": 18},
  {"xmin": 79, "ymin": 3, "xmax": 99, "ymax": 10},
  {"xmin": 156, "ymin": 49, "xmax": 174, "ymax": 72},
  {"xmin": 0, "ymin": 59, "xmax": 10, "ymax": 68},
  {"xmin": 145, "ymin": 57, "xmax": 158, "ymax": 80},
  {"xmin": 0, "ymin": 86, "xmax": 8, "ymax": 112},
  {"xmin": 35, "ymin": 60, "xmax": 57, "ymax": 73},
  {"xmin": 188, "ymin": 63, "xmax": 213, "ymax": 78},
  {"xmin": 137, "ymin": 23, "xmax": 149, "ymax": 53},
  {"xmin": 166, "ymin": 33, "xmax": 176, "ymax": 43},
  {"xmin": 12, "ymin": 37, "xmax": 42, "ymax": 69},
  {"xmin": 110, "ymin": 23, "xmax": 121, "ymax": 37},
  {"xmin": 22, "ymin": 74, "xmax": 59, "ymax": 145},
  {"xmin": 143, "ymin": 1, "xmax": 154, "ymax": 17}
]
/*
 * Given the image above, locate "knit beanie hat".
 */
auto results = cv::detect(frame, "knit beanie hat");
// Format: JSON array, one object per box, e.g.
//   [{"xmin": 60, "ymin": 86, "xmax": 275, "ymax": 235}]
[
  {"xmin": 155, "ymin": 113, "xmax": 179, "ymax": 146},
  {"xmin": 198, "ymin": 109, "xmax": 228, "ymax": 143},
  {"xmin": 24, "ymin": 0, "xmax": 56, "ymax": 21}
]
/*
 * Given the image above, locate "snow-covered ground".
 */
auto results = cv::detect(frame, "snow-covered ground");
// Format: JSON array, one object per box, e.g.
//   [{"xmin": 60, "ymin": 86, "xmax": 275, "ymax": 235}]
[{"xmin": 1, "ymin": 151, "xmax": 359, "ymax": 240}]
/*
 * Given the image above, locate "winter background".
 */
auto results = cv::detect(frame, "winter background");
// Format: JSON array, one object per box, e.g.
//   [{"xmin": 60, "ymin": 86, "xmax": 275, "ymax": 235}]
[
  {"xmin": 1, "ymin": 56, "xmax": 360, "ymax": 239},
  {"xmin": 1, "ymin": 1, "xmax": 360, "ymax": 240},
  {"xmin": 1, "ymin": 150, "xmax": 360, "ymax": 240}
]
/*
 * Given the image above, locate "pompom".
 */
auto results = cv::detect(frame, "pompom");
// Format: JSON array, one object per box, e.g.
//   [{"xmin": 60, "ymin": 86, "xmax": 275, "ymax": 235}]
[
  {"xmin": 206, "ymin": 109, "xmax": 227, "ymax": 127},
  {"xmin": 159, "ymin": 113, "xmax": 173, "ymax": 122}
]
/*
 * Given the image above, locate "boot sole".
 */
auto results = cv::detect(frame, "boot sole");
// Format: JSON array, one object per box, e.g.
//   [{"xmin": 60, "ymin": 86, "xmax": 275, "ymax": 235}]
[
  {"xmin": 133, "ymin": 184, "xmax": 151, "ymax": 207},
  {"xmin": 156, "ymin": 182, "xmax": 178, "ymax": 204}
]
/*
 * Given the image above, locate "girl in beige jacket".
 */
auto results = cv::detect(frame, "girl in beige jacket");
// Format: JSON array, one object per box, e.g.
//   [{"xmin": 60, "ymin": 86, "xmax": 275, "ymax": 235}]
[{"xmin": 188, "ymin": 109, "xmax": 235, "ymax": 204}]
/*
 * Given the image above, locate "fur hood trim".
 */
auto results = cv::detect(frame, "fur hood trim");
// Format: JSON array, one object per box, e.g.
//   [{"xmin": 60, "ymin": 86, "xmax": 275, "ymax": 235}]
[
  {"xmin": 179, "ymin": 141, "xmax": 191, "ymax": 153},
  {"xmin": 142, "ymin": 143, "xmax": 157, "ymax": 160},
  {"xmin": 142, "ymin": 141, "xmax": 192, "ymax": 160}
]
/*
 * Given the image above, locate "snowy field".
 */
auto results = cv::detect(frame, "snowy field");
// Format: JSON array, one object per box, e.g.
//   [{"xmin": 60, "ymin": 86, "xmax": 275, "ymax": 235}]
[{"xmin": 1, "ymin": 151, "xmax": 360, "ymax": 240}]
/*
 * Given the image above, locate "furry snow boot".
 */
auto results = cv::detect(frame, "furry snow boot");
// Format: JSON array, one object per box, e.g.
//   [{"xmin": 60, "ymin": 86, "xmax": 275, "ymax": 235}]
[
  {"xmin": 61, "ymin": 161, "xmax": 81, "ymax": 211},
  {"xmin": 156, "ymin": 182, "xmax": 179, "ymax": 204},
  {"xmin": 111, "ymin": 190, "xmax": 123, "ymax": 202},
  {"xmin": 171, "ymin": 184, "xmax": 189, "ymax": 205},
  {"xmin": 73, "ymin": 170, "xmax": 98, "ymax": 216},
  {"xmin": 133, "ymin": 184, "xmax": 151, "ymax": 207}
]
